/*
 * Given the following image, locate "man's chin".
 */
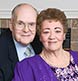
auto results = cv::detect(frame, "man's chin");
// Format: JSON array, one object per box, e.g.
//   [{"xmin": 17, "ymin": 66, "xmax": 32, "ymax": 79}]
[
  {"xmin": 20, "ymin": 42, "xmax": 29, "ymax": 46},
  {"xmin": 20, "ymin": 41, "xmax": 33, "ymax": 46}
]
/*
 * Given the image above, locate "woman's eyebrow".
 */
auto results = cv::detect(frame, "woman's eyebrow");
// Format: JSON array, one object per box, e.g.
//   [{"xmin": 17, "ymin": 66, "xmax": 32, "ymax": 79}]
[{"xmin": 55, "ymin": 27, "xmax": 62, "ymax": 30}]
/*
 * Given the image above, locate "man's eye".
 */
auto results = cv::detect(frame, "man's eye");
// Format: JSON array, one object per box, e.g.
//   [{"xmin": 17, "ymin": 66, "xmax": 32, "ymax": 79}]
[
  {"xmin": 18, "ymin": 22, "xmax": 23, "ymax": 25},
  {"xmin": 29, "ymin": 23, "xmax": 35, "ymax": 26}
]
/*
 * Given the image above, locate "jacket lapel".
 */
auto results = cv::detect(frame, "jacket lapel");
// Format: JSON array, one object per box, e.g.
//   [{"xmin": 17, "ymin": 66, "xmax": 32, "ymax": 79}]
[{"xmin": 8, "ymin": 33, "xmax": 19, "ymax": 69}]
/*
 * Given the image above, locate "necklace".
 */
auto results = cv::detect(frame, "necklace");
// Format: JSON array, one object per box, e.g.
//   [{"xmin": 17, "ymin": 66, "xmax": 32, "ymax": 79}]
[{"xmin": 40, "ymin": 50, "xmax": 70, "ymax": 68}]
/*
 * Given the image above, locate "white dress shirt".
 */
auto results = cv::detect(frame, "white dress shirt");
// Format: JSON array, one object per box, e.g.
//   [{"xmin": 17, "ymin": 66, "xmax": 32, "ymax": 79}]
[{"xmin": 13, "ymin": 39, "xmax": 35, "ymax": 61}]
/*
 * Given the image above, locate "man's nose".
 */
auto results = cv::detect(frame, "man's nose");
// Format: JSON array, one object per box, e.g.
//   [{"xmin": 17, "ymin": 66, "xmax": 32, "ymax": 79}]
[{"xmin": 24, "ymin": 24, "xmax": 29, "ymax": 32}]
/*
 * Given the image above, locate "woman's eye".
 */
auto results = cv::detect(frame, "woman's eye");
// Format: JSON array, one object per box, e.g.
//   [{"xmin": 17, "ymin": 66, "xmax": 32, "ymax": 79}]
[
  {"xmin": 43, "ymin": 31, "xmax": 49, "ymax": 34},
  {"xmin": 56, "ymin": 30, "xmax": 61, "ymax": 33}
]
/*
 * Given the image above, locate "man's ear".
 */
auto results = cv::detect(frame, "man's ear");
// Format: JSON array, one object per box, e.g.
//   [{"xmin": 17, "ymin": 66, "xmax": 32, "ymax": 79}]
[{"xmin": 9, "ymin": 19, "xmax": 13, "ymax": 32}]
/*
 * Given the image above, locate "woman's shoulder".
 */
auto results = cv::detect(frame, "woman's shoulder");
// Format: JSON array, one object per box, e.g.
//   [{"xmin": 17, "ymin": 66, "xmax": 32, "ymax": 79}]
[
  {"xmin": 69, "ymin": 50, "xmax": 78, "ymax": 64},
  {"xmin": 69, "ymin": 50, "xmax": 78, "ymax": 55},
  {"xmin": 13, "ymin": 55, "xmax": 42, "ymax": 81},
  {"xmin": 16, "ymin": 55, "xmax": 41, "ymax": 68},
  {"xmin": 21, "ymin": 55, "xmax": 40, "ymax": 62}
]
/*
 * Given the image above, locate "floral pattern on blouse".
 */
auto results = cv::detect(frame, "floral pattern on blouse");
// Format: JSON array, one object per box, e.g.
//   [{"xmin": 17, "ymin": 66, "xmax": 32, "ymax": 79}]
[{"xmin": 51, "ymin": 55, "xmax": 78, "ymax": 81}]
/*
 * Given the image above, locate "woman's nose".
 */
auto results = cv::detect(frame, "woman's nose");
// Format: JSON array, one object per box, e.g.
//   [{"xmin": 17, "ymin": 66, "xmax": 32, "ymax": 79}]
[{"xmin": 49, "ymin": 32, "xmax": 55, "ymax": 39}]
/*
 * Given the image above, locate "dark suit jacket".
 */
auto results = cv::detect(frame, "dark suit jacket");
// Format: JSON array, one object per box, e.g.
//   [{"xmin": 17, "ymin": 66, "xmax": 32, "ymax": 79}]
[{"xmin": 0, "ymin": 28, "xmax": 42, "ymax": 81}]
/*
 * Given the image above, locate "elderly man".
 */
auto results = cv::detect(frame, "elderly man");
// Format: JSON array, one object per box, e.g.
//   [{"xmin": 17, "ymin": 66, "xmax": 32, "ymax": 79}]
[{"xmin": 0, "ymin": 3, "xmax": 42, "ymax": 81}]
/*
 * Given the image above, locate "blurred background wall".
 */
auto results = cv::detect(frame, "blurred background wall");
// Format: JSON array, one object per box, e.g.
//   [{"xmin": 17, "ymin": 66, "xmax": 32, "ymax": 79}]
[{"xmin": 0, "ymin": 0, "xmax": 78, "ymax": 51}]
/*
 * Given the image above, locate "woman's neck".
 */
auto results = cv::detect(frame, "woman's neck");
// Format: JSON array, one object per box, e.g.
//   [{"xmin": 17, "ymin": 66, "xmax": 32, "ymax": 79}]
[{"xmin": 40, "ymin": 49, "xmax": 70, "ymax": 68}]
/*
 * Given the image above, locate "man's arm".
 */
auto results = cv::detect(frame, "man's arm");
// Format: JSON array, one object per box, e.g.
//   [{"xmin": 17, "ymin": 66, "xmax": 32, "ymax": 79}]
[{"xmin": 0, "ymin": 68, "xmax": 4, "ymax": 81}]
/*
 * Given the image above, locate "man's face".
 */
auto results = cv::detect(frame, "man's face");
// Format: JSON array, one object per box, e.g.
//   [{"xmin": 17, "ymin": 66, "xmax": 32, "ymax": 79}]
[{"xmin": 10, "ymin": 6, "xmax": 37, "ymax": 45}]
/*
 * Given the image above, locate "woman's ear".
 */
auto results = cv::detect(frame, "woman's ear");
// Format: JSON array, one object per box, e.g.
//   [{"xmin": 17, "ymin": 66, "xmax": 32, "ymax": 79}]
[
  {"xmin": 39, "ymin": 36, "xmax": 41, "ymax": 42},
  {"xmin": 63, "ymin": 33, "xmax": 66, "ymax": 40}
]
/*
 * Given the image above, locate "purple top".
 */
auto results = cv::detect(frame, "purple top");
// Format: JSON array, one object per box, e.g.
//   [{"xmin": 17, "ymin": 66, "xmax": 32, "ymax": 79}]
[
  {"xmin": 51, "ymin": 55, "xmax": 78, "ymax": 80},
  {"xmin": 12, "ymin": 50, "xmax": 78, "ymax": 81}
]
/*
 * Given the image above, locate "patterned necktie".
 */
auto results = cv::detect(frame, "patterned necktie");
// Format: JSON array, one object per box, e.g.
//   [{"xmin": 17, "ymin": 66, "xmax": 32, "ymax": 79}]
[{"xmin": 24, "ymin": 47, "xmax": 31, "ymax": 57}]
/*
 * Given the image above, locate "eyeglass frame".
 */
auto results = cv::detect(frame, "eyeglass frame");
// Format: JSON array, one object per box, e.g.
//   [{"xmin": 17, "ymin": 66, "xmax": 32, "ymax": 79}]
[{"xmin": 14, "ymin": 20, "xmax": 36, "ymax": 30}]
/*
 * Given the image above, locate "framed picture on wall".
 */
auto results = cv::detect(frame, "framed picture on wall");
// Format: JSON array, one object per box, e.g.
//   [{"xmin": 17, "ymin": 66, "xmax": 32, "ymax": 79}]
[{"xmin": 63, "ymin": 28, "xmax": 71, "ymax": 50}]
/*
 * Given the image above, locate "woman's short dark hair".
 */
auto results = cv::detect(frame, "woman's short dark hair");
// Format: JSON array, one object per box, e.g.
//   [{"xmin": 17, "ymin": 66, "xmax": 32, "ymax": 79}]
[{"xmin": 36, "ymin": 8, "xmax": 68, "ymax": 36}]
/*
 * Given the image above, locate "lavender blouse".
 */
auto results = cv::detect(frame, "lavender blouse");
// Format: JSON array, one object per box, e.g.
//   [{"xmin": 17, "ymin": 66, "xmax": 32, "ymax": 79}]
[{"xmin": 12, "ymin": 50, "xmax": 78, "ymax": 81}]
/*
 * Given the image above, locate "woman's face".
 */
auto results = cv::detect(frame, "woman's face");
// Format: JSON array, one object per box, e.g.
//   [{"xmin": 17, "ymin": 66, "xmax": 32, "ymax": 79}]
[{"xmin": 40, "ymin": 20, "xmax": 65, "ymax": 51}]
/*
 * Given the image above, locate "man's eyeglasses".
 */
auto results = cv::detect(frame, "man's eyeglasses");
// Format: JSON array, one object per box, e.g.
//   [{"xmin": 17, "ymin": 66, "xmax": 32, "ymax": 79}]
[{"xmin": 15, "ymin": 20, "xmax": 36, "ymax": 30}]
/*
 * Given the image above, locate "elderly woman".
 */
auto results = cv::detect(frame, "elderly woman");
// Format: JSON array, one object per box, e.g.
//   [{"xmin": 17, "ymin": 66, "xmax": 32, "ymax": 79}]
[{"xmin": 12, "ymin": 8, "xmax": 78, "ymax": 81}]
